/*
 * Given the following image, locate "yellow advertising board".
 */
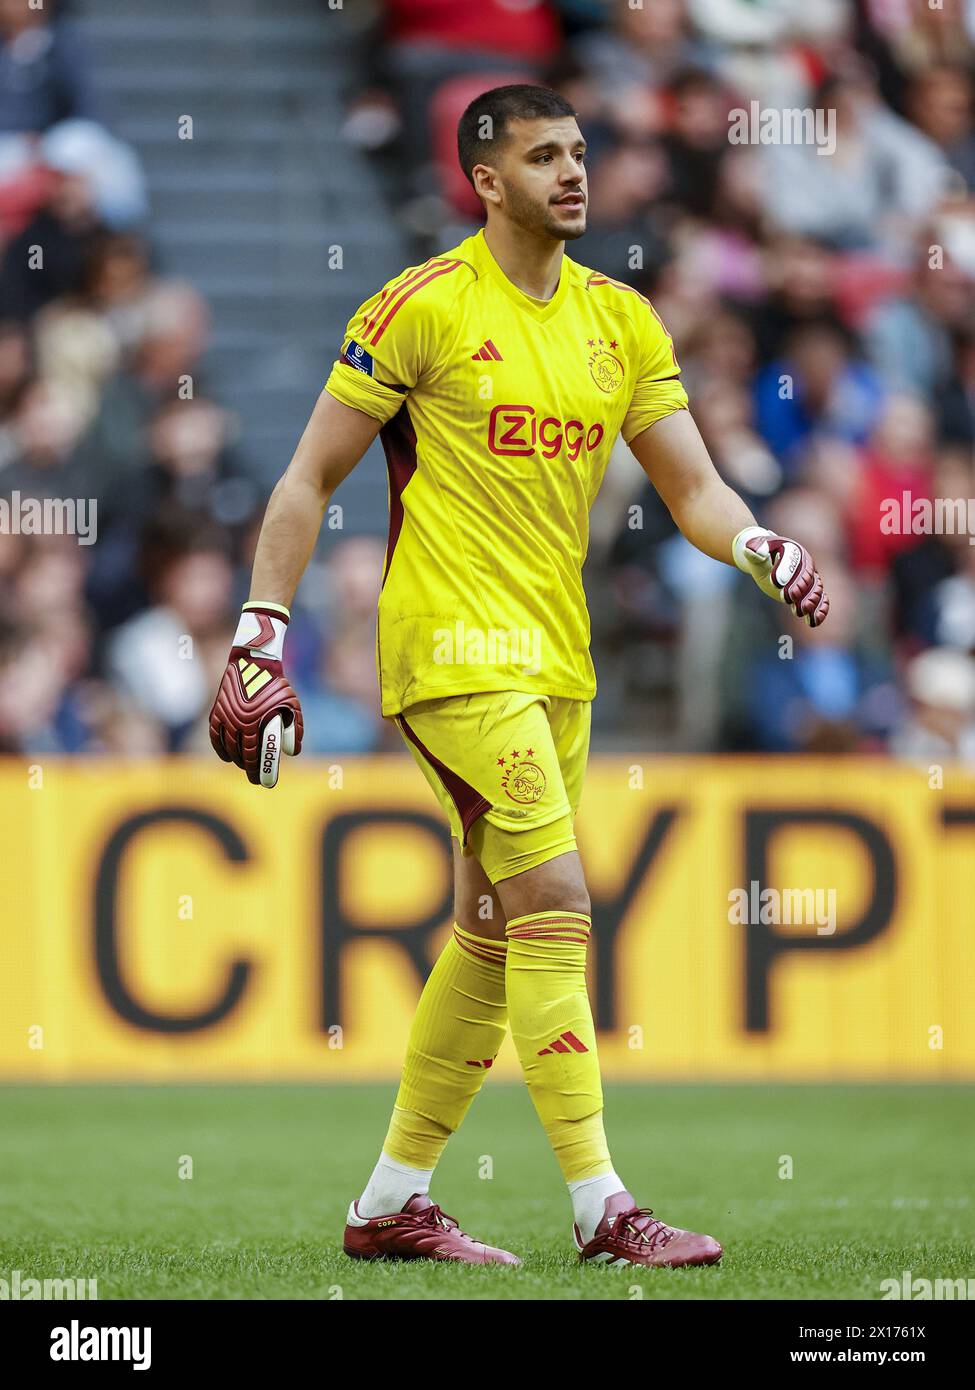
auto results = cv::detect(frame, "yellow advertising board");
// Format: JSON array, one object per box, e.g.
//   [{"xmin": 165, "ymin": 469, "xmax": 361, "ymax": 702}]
[{"xmin": 1, "ymin": 757, "xmax": 972, "ymax": 1080}]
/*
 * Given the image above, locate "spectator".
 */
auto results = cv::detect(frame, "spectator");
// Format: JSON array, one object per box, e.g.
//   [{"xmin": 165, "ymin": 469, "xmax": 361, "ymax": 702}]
[
  {"xmin": 740, "ymin": 569, "xmax": 893, "ymax": 752},
  {"xmin": 749, "ymin": 236, "xmax": 840, "ymax": 365},
  {"xmin": 866, "ymin": 210, "xmax": 975, "ymax": 394},
  {"xmin": 846, "ymin": 393, "xmax": 936, "ymax": 577},
  {"xmin": 753, "ymin": 318, "xmax": 885, "ymax": 468},
  {"xmin": 106, "ymin": 536, "xmax": 236, "ymax": 750},
  {"xmin": 904, "ymin": 64, "xmax": 975, "ymax": 196},
  {"xmin": 890, "ymin": 646, "xmax": 975, "ymax": 765},
  {"xmin": 759, "ymin": 70, "xmax": 950, "ymax": 255},
  {"xmin": 39, "ymin": 119, "xmax": 147, "ymax": 229},
  {"xmin": 935, "ymin": 330, "xmax": 975, "ymax": 446},
  {"xmin": 0, "ymin": 0, "xmax": 98, "ymax": 135},
  {"xmin": 0, "ymin": 318, "xmax": 31, "ymax": 469},
  {"xmin": 892, "ymin": 447, "xmax": 975, "ymax": 649},
  {"xmin": 660, "ymin": 68, "xmax": 735, "ymax": 221},
  {"xmin": 0, "ymin": 157, "xmax": 103, "ymax": 321},
  {"xmin": 574, "ymin": 0, "xmax": 712, "ymax": 102}
]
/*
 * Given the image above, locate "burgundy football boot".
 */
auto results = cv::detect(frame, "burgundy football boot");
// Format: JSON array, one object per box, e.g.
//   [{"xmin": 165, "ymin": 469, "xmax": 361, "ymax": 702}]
[
  {"xmin": 575, "ymin": 1191, "xmax": 722, "ymax": 1268},
  {"xmin": 344, "ymin": 1193, "xmax": 521, "ymax": 1265}
]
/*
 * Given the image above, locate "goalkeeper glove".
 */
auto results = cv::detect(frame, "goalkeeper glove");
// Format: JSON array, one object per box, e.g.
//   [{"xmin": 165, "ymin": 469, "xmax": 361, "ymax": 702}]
[
  {"xmin": 732, "ymin": 526, "xmax": 829, "ymax": 628},
  {"xmin": 208, "ymin": 601, "xmax": 303, "ymax": 788}
]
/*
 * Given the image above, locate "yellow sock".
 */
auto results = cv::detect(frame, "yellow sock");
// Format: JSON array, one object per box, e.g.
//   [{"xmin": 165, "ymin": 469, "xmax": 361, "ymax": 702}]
[
  {"xmin": 505, "ymin": 910, "xmax": 613, "ymax": 1182},
  {"xmin": 383, "ymin": 924, "xmax": 508, "ymax": 1169}
]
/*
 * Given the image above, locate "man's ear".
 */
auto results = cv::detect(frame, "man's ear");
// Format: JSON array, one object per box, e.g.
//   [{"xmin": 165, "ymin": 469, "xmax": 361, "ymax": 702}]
[{"xmin": 473, "ymin": 166, "xmax": 502, "ymax": 208}]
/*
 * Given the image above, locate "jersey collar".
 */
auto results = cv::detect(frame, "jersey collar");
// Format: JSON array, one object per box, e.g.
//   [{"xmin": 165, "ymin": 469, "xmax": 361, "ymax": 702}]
[{"xmin": 472, "ymin": 228, "xmax": 570, "ymax": 323}]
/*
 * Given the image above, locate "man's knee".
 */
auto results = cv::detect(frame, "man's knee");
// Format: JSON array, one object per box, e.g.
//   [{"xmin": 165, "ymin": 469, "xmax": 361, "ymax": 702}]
[
  {"xmin": 452, "ymin": 841, "xmax": 507, "ymax": 940},
  {"xmin": 454, "ymin": 901, "xmax": 507, "ymax": 940},
  {"xmin": 495, "ymin": 849, "xmax": 591, "ymax": 921}
]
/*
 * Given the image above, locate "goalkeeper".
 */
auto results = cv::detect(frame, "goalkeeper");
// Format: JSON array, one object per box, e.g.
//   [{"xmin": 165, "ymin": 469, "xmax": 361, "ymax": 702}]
[{"xmin": 208, "ymin": 84, "xmax": 828, "ymax": 1269}]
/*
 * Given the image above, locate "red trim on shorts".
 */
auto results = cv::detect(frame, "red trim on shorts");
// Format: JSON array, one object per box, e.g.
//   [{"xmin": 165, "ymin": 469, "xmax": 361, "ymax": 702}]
[{"xmin": 398, "ymin": 712, "xmax": 492, "ymax": 846}]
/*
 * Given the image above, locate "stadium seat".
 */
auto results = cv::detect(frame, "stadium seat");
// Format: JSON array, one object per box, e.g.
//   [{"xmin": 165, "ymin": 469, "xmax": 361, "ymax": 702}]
[{"xmin": 429, "ymin": 72, "xmax": 535, "ymax": 220}]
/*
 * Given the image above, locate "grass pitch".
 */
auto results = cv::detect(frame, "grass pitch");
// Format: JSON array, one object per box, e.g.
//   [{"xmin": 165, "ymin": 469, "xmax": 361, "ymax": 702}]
[{"xmin": 0, "ymin": 1083, "xmax": 971, "ymax": 1300}]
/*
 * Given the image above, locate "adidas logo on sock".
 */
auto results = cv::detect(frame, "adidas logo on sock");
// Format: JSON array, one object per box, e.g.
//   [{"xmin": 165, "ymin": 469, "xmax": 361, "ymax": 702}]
[
  {"xmin": 537, "ymin": 1030, "xmax": 589, "ymax": 1056},
  {"xmin": 465, "ymin": 1057, "xmax": 495, "ymax": 1068}
]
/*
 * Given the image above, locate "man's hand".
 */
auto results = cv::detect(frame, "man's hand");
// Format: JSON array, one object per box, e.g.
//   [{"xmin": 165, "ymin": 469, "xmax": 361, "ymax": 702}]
[
  {"xmin": 732, "ymin": 527, "xmax": 829, "ymax": 628},
  {"xmin": 209, "ymin": 602, "xmax": 303, "ymax": 787}
]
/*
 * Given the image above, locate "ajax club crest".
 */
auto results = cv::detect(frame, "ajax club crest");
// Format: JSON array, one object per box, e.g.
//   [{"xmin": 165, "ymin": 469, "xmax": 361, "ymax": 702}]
[
  {"xmin": 587, "ymin": 337, "xmax": 624, "ymax": 393},
  {"xmin": 499, "ymin": 747, "xmax": 547, "ymax": 805}
]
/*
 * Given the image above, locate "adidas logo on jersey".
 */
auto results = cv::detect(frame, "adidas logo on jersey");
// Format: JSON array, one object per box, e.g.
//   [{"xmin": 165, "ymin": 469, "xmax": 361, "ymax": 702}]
[{"xmin": 471, "ymin": 339, "xmax": 503, "ymax": 361}]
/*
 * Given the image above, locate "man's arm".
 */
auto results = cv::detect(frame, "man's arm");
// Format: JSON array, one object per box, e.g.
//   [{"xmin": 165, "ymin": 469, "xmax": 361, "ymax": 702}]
[
  {"xmin": 627, "ymin": 408, "xmax": 829, "ymax": 626},
  {"xmin": 248, "ymin": 389, "xmax": 383, "ymax": 606},
  {"xmin": 208, "ymin": 390, "xmax": 381, "ymax": 786},
  {"xmin": 628, "ymin": 408, "xmax": 755, "ymax": 560}
]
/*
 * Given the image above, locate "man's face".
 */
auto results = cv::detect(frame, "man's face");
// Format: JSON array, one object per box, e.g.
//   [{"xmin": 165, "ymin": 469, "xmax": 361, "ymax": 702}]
[{"xmin": 477, "ymin": 116, "xmax": 588, "ymax": 241}]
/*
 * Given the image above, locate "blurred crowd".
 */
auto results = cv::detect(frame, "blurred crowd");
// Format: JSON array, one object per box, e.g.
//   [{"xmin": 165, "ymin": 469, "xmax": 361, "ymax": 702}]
[
  {"xmin": 0, "ymin": 0, "xmax": 398, "ymax": 757},
  {"xmin": 2, "ymin": 0, "xmax": 975, "ymax": 759}
]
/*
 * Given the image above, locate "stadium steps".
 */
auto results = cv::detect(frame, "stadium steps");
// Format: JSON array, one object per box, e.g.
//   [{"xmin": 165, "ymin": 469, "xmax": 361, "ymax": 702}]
[{"xmin": 78, "ymin": 0, "xmax": 407, "ymax": 530}]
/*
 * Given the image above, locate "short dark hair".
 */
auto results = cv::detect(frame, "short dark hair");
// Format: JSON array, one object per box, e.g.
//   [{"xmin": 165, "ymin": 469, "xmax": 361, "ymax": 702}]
[{"xmin": 457, "ymin": 84, "xmax": 577, "ymax": 190}]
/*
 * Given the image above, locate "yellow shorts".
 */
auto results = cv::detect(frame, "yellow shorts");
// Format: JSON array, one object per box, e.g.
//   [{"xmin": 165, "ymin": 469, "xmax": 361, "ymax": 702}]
[{"xmin": 394, "ymin": 691, "xmax": 591, "ymax": 885}]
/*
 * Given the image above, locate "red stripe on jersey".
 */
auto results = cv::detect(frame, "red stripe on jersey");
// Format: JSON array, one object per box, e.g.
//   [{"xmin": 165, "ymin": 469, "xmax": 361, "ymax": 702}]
[
  {"xmin": 356, "ymin": 287, "xmax": 389, "ymax": 342},
  {"xmin": 359, "ymin": 261, "xmax": 443, "ymax": 342},
  {"xmin": 484, "ymin": 339, "xmax": 502, "ymax": 361},
  {"xmin": 586, "ymin": 273, "xmax": 678, "ymax": 372},
  {"xmin": 586, "ymin": 272, "xmax": 651, "ymax": 307},
  {"xmin": 359, "ymin": 263, "xmax": 440, "ymax": 342},
  {"xmin": 367, "ymin": 259, "xmax": 462, "ymax": 345}
]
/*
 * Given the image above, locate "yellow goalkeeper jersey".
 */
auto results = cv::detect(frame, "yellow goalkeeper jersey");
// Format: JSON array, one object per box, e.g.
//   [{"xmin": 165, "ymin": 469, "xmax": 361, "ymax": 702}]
[{"xmin": 324, "ymin": 228, "xmax": 688, "ymax": 717}]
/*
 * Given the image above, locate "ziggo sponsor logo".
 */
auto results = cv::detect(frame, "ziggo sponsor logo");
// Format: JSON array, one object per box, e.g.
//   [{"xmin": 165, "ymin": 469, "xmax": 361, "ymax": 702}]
[{"xmin": 488, "ymin": 405, "xmax": 604, "ymax": 462}]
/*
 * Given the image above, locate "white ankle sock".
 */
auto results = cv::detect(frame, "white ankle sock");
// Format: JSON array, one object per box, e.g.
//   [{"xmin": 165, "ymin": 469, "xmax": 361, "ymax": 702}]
[
  {"xmin": 568, "ymin": 1170, "xmax": 626, "ymax": 1244},
  {"xmin": 355, "ymin": 1152, "xmax": 434, "ymax": 1220}
]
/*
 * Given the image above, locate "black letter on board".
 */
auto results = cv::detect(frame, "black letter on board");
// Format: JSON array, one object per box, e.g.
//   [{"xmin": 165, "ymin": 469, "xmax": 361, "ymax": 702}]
[
  {"xmin": 321, "ymin": 811, "xmax": 453, "ymax": 1030},
  {"xmin": 94, "ymin": 807, "xmax": 252, "ymax": 1032},
  {"xmin": 743, "ymin": 809, "xmax": 895, "ymax": 1031}
]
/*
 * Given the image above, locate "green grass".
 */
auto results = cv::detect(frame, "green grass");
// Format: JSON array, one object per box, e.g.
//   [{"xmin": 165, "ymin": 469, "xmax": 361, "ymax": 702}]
[{"xmin": 0, "ymin": 1084, "xmax": 971, "ymax": 1300}]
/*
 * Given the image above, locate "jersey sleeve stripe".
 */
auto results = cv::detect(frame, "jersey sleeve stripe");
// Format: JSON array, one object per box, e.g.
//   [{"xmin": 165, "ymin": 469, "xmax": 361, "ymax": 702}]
[
  {"xmin": 365, "ymin": 259, "xmax": 464, "ymax": 345},
  {"xmin": 586, "ymin": 272, "xmax": 678, "ymax": 373},
  {"xmin": 358, "ymin": 264, "xmax": 439, "ymax": 341},
  {"xmin": 585, "ymin": 271, "xmax": 651, "ymax": 307},
  {"xmin": 357, "ymin": 258, "xmax": 454, "ymax": 342},
  {"xmin": 355, "ymin": 287, "xmax": 390, "ymax": 342}
]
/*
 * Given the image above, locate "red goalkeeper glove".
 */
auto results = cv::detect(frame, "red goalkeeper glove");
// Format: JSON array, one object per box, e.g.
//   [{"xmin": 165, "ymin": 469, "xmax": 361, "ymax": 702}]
[
  {"xmin": 208, "ymin": 601, "xmax": 303, "ymax": 787},
  {"xmin": 732, "ymin": 527, "xmax": 829, "ymax": 628}
]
